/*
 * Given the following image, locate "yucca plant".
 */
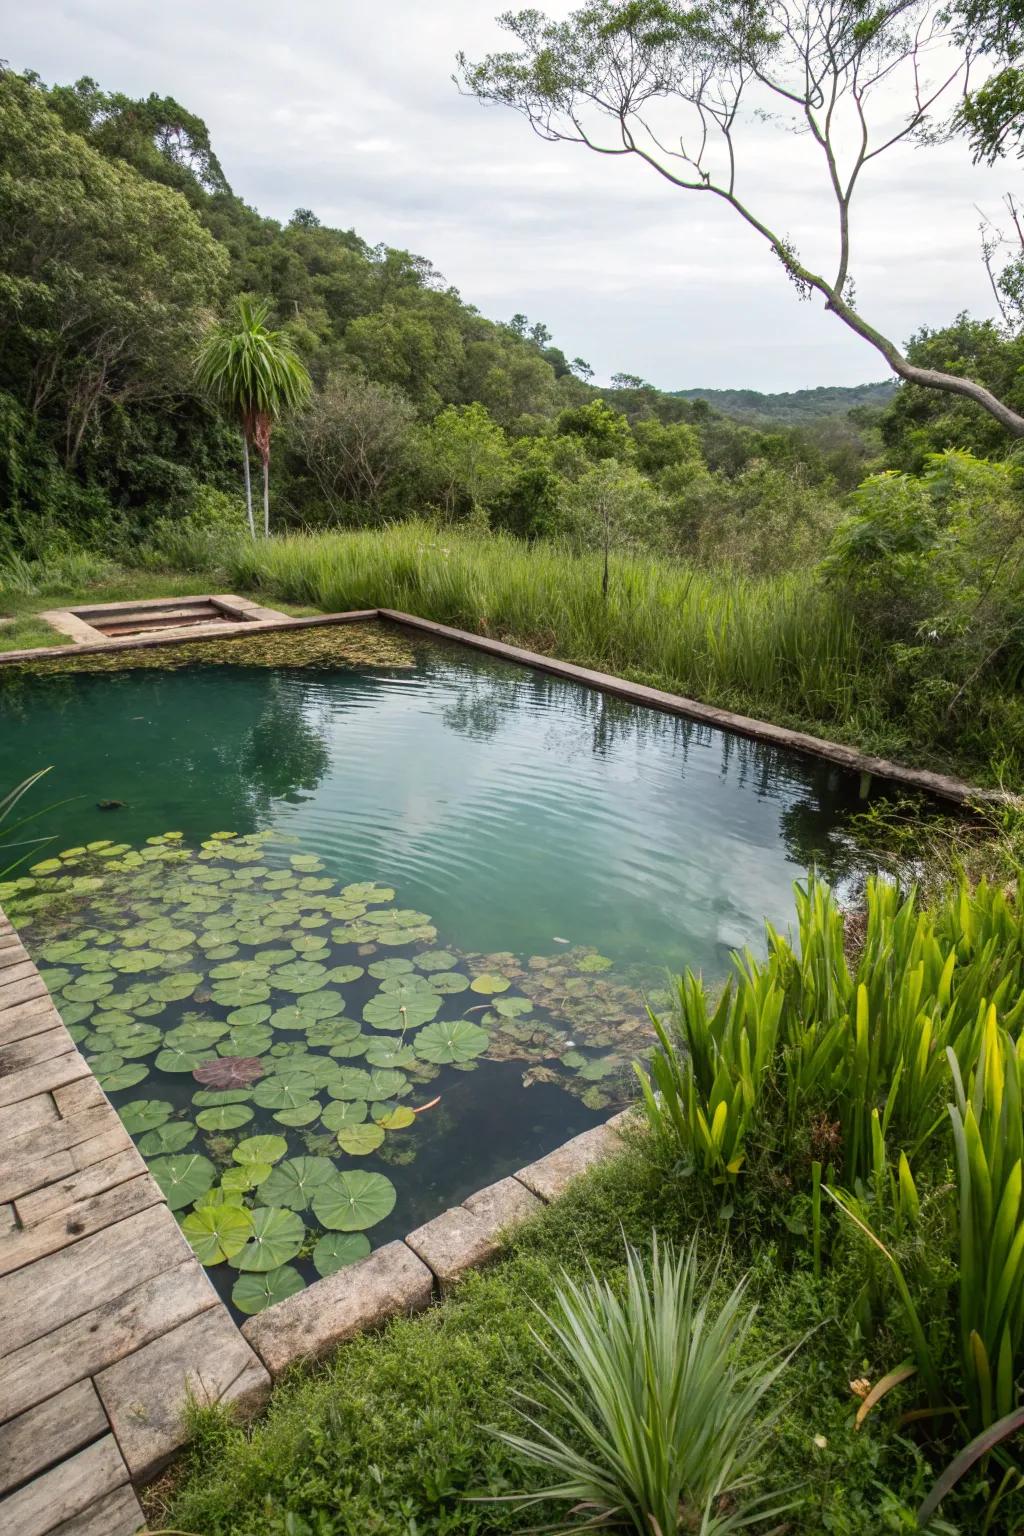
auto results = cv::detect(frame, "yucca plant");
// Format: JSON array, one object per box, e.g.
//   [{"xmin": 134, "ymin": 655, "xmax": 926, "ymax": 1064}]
[{"xmin": 494, "ymin": 1237, "xmax": 796, "ymax": 1534}]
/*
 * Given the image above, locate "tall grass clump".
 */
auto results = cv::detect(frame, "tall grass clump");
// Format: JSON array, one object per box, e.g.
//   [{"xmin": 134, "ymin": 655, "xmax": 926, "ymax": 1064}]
[
  {"xmin": 495, "ymin": 1237, "xmax": 795, "ymax": 1535},
  {"xmin": 205, "ymin": 522, "xmax": 862, "ymax": 733}
]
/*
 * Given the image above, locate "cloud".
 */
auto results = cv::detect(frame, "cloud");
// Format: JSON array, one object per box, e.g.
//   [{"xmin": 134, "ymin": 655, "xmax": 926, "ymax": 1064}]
[{"xmin": 13, "ymin": 0, "xmax": 1009, "ymax": 390}]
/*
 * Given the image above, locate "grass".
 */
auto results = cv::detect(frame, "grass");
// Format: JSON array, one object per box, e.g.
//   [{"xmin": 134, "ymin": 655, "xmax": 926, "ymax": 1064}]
[{"xmin": 154, "ymin": 1141, "xmax": 949, "ymax": 1536}]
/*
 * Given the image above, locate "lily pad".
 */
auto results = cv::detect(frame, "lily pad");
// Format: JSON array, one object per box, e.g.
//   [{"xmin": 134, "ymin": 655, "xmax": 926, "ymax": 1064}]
[
  {"xmin": 229, "ymin": 1206, "xmax": 305, "ymax": 1272},
  {"xmin": 273, "ymin": 1102, "xmax": 322, "ymax": 1127},
  {"xmin": 233, "ymin": 1134, "xmax": 288, "ymax": 1166},
  {"xmin": 368, "ymin": 958, "xmax": 413, "ymax": 980},
  {"xmin": 374, "ymin": 1103, "xmax": 416, "ymax": 1130},
  {"xmin": 470, "ymin": 973, "xmax": 510, "ymax": 995},
  {"xmin": 231, "ymin": 1264, "xmax": 306, "ymax": 1314},
  {"xmin": 336, "ymin": 1123, "xmax": 385, "ymax": 1156},
  {"xmin": 138, "ymin": 1121, "xmax": 196, "ymax": 1155},
  {"xmin": 295, "ymin": 989, "xmax": 346, "ymax": 1020},
  {"xmin": 311, "ymin": 1170, "xmax": 396, "ymax": 1231},
  {"xmin": 210, "ymin": 980, "xmax": 270, "ymax": 1009},
  {"xmin": 428, "ymin": 972, "xmax": 470, "ymax": 995},
  {"xmin": 312, "ymin": 1232, "xmax": 370, "ymax": 1277},
  {"xmin": 257, "ymin": 1156, "xmax": 338, "ymax": 1211},
  {"xmin": 95, "ymin": 1061, "xmax": 149, "ymax": 1092},
  {"xmin": 119, "ymin": 1099, "xmax": 172, "ymax": 1134},
  {"xmin": 362, "ymin": 992, "xmax": 440, "ymax": 1031},
  {"xmin": 321, "ymin": 1099, "xmax": 368, "ymax": 1131},
  {"xmin": 196, "ymin": 1104, "xmax": 254, "ymax": 1132},
  {"xmin": 253, "ymin": 1073, "xmax": 316, "ymax": 1111},
  {"xmin": 416, "ymin": 1019, "xmax": 490, "ymax": 1064},
  {"xmin": 156, "ymin": 1045, "xmax": 216, "ymax": 1074},
  {"xmin": 193, "ymin": 1056, "xmax": 265, "ymax": 1089},
  {"xmin": 181, "ymin": 1204, "xmax": 254, "ymax": 1265},
  {"xmin": 149, "ymin": 1153, "xmax": 216, "ymax": 1211}
]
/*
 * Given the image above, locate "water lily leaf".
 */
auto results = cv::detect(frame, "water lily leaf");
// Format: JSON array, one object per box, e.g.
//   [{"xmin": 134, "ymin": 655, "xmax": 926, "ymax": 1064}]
[
  {"xmin": 156, "ymin": 1045, "xmax": 216, "ymax": 1074},
  {"xmin": 182, "ymin": 1203, "xmax": 254, "ymax": 1264},
  {"xmin": 368, "ymin": 958, "xmax": 413, "ymax": 980},
  {"xmin": 470, "ymin": 973, "xmax": 510, "ymax": 995},
  {"xmin": 312, "ymin": 1232, "xmax": 370, "ymax": 1277},
  {"xmin": 311, "ymin": 1170, "xmax": 396, "ymax": 1231},
  {"xmin": 165, "ymin": 1020, "xmax": 228, "ymax": 1048},
  {"xmin": 414, "ymin": 949, "xmax": 458, "ymax": 972},
  {"xmin": 253, "ymin": 1072, "xmax": 316, "ymax": 1110},
  {"xmin": 374, "ymin": 1104, "xmax": 415, "ymax": 1130},
  {"xmin": 324, "ymin": 965, "xmax": 365, "ymax": 985},
  {"xmin": 364, "ymin": 1041, "xmax": 417, "ymax": 1070},
  {"xmin": 139, "ymin": 1121, "xmax": 196, "ymax": 1155},
  {"xmin": 149, "ymin": 1153, "xmax": 215, "ymax": 1211},
  {"xmin": 108, "ymin": 950, "xmax": 164, "ymax": 975},
  {"xmin": 95, "ymin": 1061, "xmax": 149, "ymax": 1092},
  {"xmin": 233, "ymin": 1135, "xmax": 288, "ymax": 1166},
  {"xmin": 218, "ymin": 1026, "xmax": 273, "ymax": 1057},
  {"xmin": 257, "ymin": 1156, "xmax": 338, "ymax": 1210},
  {"xmin": 222, "ymin": 1162, "xmax": 271, "ymax": 1191},
  {"xmin": 270, "ymin": 1005, "xmax": 317, "ymax": 1031},
  {"xmin": 229, "ymin": 1206, "xmax": 305, "ymax": 1272},
  {"xmin": 321, "ymin": 1099, "xmax": 368, "ymax": 1131},
  {"xmin": 342, "ymin": 883, "xmax": 394, "ymax": 904},
  {"xmin": 367, "ymin": 1068, "xmax": 408, "ymax": 1100},
  {"xmin": 119, "ymin": 1099, "xmax": 172, "ymax": 1134},
  {"xmin": 494, "ymin": 996, "xmax": 533, "ymax": 1018},
  {"xmin": 379, "ymin": 974, "xmax": 437, "ymax": 997},
  {"xmin": 150, "ymin": 928, "xmax": 196, "ymax": 952},
  {"xmin": 366, "ymin": 909, "xmax": 431, "ymax": 930},
  {"xmin": 362, "ymin": 992, "xmax": 440, "ymax": 1031},
  {"xmin": 210, "ymin": 980, "xmax": 271, "ymax": 1008},
  {"xmin": 296, "ymin": 989, "xmax": 346, "ymax": 1020},
  {"xmin": 40, "ymin": 938, "xmax": 87, "ymax": 963},
  {"xmin": 577, "ymin": 954, "xmax": 613, "ymax": 973},
  {"xmin": 273, "ymin": 1101, "xmax": 322, "ymax": 1127},
  {"xmin": 327, "ymin": 1034, "xmax": 370, "ymax": 1058},
  {"xmin": 324, "ymin": 1067, "xmax": 373, "ymax": 1101},
  {"xmin": 196, "ymin": 1105, "xmax": 253, "ymax": 1132},
  {"xmin": 272, "ymin": 960, "xmax": 328, "ymax": 994},
  {"xmin": 416, "ymin": 1019, "xmax": 490, "ymax": 1064},
  {"xmin": 231, "ymin": 1264, "xmax": 306, "ymax": 1314},
  {"xmin": 336, "ymin": 1123, "xmax": 385, "ymax": 1156},
  {"xmin": 62, "ymin": 978, "xmax": 114, "ymax": 1002},
  {"xmin": 193, "ymin": 1056, "xmax": 265, "ymax": 1089},
  {"xmin": 225, "ymin": 1004, "xmax": 272, "ymax": 1028},
  {"xmin": 427, "ymin": 972, "xmax": 470, "ymax": 995},
  {"xmin": 577, "ymin": 1056, "xmax": 619, "ymax": 1080},
  {"xmin": 374, "ymin": 925, "xmax": 436, "ymax": 947}
]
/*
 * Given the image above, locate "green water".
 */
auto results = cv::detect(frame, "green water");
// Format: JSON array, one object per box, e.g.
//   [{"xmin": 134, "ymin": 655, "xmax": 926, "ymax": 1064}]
[{"xmin": 0, "ymin": 624, "xmax": 911, "ymax": 1317}]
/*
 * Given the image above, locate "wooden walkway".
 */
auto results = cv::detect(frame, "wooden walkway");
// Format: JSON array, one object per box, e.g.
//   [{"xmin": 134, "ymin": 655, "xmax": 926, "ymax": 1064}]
[{"xmin": 0, "ymin": 909, "xmax": 270, "ymax": 1535}]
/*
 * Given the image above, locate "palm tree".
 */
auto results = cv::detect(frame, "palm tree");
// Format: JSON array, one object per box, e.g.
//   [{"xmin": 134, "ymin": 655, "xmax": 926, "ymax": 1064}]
[{"xmin": 196, "ymin": 296, "xmax": 312, "ymax": 536}]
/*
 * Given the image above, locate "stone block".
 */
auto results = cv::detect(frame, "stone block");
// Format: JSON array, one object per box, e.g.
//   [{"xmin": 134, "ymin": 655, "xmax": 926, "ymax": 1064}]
[
  {"xmin": 241, "ymin": 1240, "xmax": 432, "ymax": 1377},
  {"xmin": 514, "ymin": 1121, "xmax": 623, "ymax": 1203},
  {"xmin": 404, "ymin": 1206, "xmax": 497, "ymax": 1288},
  {"xmin": 462, "ymin": 1175, "xmax": 543, "ymax": 1237}
]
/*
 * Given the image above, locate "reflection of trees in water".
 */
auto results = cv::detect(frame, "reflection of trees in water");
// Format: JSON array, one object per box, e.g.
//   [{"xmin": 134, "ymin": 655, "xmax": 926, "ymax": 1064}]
[
  {"xmin": 0, "ymin": 669, "xmax": 333, "ymax": 839},
  {"xmin": 425, "ymin": 649, "xmax": 940, "ymax": 882}
]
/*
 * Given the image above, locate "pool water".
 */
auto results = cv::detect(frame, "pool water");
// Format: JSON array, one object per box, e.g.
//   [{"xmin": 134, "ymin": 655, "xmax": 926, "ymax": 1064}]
[{"xmin": 0, "ymin": 621, "xmax": 906, "ymax": 1317}]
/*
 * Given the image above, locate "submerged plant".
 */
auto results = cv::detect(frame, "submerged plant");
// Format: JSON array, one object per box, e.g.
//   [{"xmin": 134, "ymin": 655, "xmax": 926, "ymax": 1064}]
[{"xmin": 493, "ymin": 1236, "xmax": 796, "ymax": 1534}]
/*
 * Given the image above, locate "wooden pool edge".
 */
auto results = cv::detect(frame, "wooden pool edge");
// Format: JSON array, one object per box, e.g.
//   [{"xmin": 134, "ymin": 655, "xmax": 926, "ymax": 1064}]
[
  {"xmin": 0, "ymin": 596, "xmax": 1007, "ymax": 807},
  {"xmin": 0, "ymin": 901, "xmax": 633, "ymax": 1529}
]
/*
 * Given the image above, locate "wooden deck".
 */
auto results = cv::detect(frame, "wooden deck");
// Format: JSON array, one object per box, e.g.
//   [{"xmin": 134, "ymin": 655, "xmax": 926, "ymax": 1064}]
[{"xmin": 0, "ymin": 909, "xmax": 270, "ymax": 1535}]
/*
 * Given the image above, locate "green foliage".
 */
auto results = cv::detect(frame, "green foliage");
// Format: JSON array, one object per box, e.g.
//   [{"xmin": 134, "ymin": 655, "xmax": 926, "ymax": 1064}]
[{"xmin": 497, "ymin": 1237, "xmax": 795, "ymax": 1534}]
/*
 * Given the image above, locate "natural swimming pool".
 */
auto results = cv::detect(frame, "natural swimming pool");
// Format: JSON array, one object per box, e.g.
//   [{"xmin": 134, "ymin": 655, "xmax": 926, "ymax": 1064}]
[{"xmin": 0, "ymin": 621, "xmax": 917, "ymax": 1318}]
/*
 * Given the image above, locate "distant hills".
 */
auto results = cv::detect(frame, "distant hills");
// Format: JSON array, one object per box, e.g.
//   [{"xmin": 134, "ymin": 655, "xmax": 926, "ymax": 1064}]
[{"xmin": 669, "ymin": 381, "xmax": 897, "ymax": 424}]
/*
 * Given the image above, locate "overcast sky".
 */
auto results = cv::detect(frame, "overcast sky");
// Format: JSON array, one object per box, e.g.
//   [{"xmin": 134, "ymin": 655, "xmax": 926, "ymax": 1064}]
[{"xmin": 13, "ymin": 1, "xmax": 1011, "ymax": 391}]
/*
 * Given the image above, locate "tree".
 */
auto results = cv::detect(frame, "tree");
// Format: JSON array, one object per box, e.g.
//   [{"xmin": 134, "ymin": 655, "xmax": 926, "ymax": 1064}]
[
  {"xmin": 951, "ymin": 0, "xmax": 1024, "ymax": 162},
  {"xmin": 422, "ymin": 402, "xmax": 513, "ymax": 522},
  {"xmin": 196, "ymin": 296, "xmax": 312, "ymax": 537},
  {"xmin": 571, "ymin": 357, "xmax": 595, "ymax": 382},
  {"xmin": 286, "ymin": 373, "xmax": 417, "ymax": 520},
  {"xmin": 458, "ymin": 1, "xmax": 1024, "ymax": 436},
  {"xmin": 563, "ymin": 458, "xmax": 670, "ymax": 593}
]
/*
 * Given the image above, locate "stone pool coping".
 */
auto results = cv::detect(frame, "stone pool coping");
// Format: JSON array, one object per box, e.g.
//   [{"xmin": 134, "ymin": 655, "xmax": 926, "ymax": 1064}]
[
  {"xmin": 0, "ymin": 599, "xmax": 1005, "ymax": 806},
  {"xmin": 0, "ymin": 902, "xmax": 632, "ymax": 1531}
]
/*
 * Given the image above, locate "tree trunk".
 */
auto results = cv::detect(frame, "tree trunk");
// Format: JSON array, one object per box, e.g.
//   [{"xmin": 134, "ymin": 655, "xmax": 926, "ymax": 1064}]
[
  {"xmin": 241, "ymin": 439, "xmax": 255, "ymax": 538},
  {"xmin": 602, "ymin": 513, "xmax": 609, "ymax": 603},
  {"xmin": 262, "ymin": 456, "xmax": 270, "ymax": 538}
]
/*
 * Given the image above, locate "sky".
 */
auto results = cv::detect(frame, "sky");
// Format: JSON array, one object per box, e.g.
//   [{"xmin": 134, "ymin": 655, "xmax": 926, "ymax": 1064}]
[{"xmin": 12, "ymin": 0, "xmax": 1012, "ymax": 391}]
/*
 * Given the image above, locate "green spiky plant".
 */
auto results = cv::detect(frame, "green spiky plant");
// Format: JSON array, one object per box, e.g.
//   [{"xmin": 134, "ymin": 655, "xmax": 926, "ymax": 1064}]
[
  {"xmin": 492, "ymin": 1237, "xmax": 797, "ymax": 1534},
  {"xmin": 196, "ymin": 296, "xmax": 312, "ymax": 538},
  {"xmin": 0, "ymin": 768, "xmax": 59, "ymax": 880}
]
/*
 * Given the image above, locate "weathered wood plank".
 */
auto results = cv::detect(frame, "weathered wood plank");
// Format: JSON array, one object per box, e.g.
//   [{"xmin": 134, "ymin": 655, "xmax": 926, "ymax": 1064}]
[
  {"xmin": 0, "ymin": 1104, "xmax": 123, "ymax": 1168},
  {"xmin": 0, "ymin": 1173, "xmax": 163, "ymax": 1276},
  {"xmin": 0, "ymin": 1049, "xmax": 89, "ymax": 1109},
  {"xmin": 47, "ymin": 1483, "xmax": 145, "ymax": 1536},
  {"xmin": 0, "ymin": 1092, "xmax": 58, "ymax": 1146},
  {"xmin": 0, "ymin": 973, "xmax": 47, "ymax": 1014},
  {"xmin": 14, "ymin": 1145, "xmax": 147, "ymax": 1227},
  {"xmin": 54, "ymin": 1076, "xmax": 109, "ymax": 1116},
  {"xmin": 2, "ymin": 1259, "xmax": 217, "ymax": 1422},
  {"xmin": 0, "ymin": 1146, "xmax": 75, "ymax": 1205},
  {"xmin": 0, "ymin": 942, "xmax": 29, "ymax": 971},
  {"xmin": 0, "ymin": 997, "xmax": 64, "ymax": 1048},
  {"xmin": 0, "ymin": 1435, "xmax": 128, "ymax": 1536},
  {"xmin": 95, "ymin": 1304, "xmax": 271, "ymax": 1482},
  {"xmin": 0, "ymin": 1381, "xmax": 108, "ymax": 1497},
  {"xmin": 0, "ymin": 959, "xmax": 36, "ymax": 988},
  {"xmin": 0, "ymin": 1203, "xmax": 196, "ymax": 1356},
  {"xmin": 0, "ymin": 1026, "xmax": 76, "ymax": 1076}
]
